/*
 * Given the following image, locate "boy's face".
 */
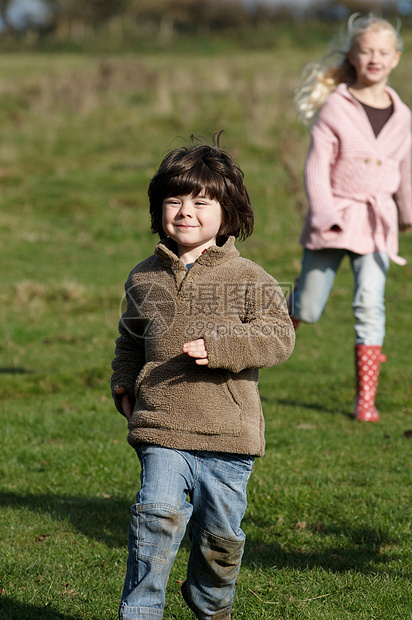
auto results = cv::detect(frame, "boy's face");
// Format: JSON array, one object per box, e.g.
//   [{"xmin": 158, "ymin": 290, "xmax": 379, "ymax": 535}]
[{"xmin": 162, "ymin": 191, "xmax": 222, "ymax": 259}]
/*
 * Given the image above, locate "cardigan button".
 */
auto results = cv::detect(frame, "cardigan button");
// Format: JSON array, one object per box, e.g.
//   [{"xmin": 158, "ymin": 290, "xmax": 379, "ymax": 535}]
[
  {"xmin": 376, "ymin": 160, "xmax": 382, "ymax": 165},
  {"xmin": 364, "ymin": 157, "xmax": 370, "ymax": 163}
]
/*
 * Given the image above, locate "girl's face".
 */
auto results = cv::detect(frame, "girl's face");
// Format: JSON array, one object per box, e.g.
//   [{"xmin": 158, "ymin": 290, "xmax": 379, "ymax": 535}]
[
  {"xmin": 348, "ymin": 30, "xmax": 401, "ymax": 88},
  {"xmin": 162, "ymin": 191, "xmax": 222, "ymax": 259}
]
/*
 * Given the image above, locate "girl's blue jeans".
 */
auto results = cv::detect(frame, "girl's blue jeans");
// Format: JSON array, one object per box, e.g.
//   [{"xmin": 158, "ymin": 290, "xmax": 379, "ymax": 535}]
[
  {"xmin": 119, "ymin": 445, "xmax": 254, "ymax": 620},
  {"xmin": 292, "ymin": 249, "xmax": 389, "ymax": 345}
]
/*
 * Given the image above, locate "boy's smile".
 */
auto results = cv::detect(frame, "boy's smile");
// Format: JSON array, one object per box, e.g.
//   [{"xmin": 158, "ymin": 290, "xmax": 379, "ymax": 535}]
[{"xmin": 162, "ymin": 192, "xmax": 222, "ymax": 263}]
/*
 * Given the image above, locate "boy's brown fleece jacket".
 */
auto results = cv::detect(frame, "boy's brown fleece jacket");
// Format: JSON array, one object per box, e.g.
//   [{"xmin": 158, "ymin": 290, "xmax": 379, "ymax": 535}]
[{"xmin": 111, "ymin": 237, "xmax": 295, "ymax": 457}]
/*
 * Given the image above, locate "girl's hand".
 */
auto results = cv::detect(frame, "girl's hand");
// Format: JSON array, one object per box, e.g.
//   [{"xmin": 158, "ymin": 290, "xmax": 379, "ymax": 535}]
[
  {"xmin": 182, "ymin": 339, "xmax": 209, "ymax": 365},
  {"xmin": 114, "ymin": 386, "xmax": 133, "ymax": 420}
]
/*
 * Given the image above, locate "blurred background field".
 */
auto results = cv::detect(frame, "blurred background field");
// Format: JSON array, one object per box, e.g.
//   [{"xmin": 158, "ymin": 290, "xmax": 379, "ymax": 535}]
[{"xmin": 0, "ymin": 1, "xmax": 411, "ymax": 619}]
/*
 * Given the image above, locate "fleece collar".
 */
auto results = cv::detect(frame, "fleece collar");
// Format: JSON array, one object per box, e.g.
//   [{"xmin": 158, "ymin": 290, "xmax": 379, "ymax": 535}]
[{"xmin": 154, "ymin": 236, "xmax": 240, "ymax": 269}]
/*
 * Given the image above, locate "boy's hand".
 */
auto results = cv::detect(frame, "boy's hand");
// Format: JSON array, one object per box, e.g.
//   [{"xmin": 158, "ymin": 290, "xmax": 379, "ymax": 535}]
[
  {"xmin": 182, "ymin": 339, "xmax": 209, "ymax": 365},
  {"xmin": 114, "ymin": 386, "xmax": 133, "ymax": 420}
]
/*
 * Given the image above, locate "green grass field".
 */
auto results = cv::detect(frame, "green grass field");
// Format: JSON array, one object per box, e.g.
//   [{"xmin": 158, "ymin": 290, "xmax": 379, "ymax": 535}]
[{"xmin": 0, "ymin": 31, "xmax": 411, "ymax": 619}]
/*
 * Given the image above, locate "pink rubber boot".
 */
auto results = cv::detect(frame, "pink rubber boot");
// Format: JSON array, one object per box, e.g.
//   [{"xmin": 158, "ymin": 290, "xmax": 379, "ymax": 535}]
[{"xmin": 354, "ymin": 344, "xmax": 383, "ymax": 422}]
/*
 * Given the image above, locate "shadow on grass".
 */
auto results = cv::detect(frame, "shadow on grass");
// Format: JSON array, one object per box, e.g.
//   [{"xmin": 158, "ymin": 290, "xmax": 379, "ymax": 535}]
[
  {"xmin": 1, "ymin": 493, "xmax": 408, "ymax": 580},
  {"xmin": 0, "ymin": 492, "xmax": 130, "ymax": 548},
  {"xmin": 0, "ymin": 597, "xmax": 81, "ymax": 620},
  {"xmin": 242, "ymin": 517, "xmax": 409, "ymax": 576}
]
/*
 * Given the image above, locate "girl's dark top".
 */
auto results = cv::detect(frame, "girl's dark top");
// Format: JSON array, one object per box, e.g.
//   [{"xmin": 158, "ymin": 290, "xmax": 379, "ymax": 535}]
[{"xmin": 360, "ymin": 101, "xmax": 394, "ymax": 137}]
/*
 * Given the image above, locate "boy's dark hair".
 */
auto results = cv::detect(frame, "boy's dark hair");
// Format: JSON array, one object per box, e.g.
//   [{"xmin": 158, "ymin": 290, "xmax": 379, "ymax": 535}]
[{"xmin": 148, "ymin": 138, "xmax": 254, "ymax": 244}]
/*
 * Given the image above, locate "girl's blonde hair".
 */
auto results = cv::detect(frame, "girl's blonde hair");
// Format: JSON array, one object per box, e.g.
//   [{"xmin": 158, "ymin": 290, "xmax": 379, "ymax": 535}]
[{"xmin": 294, "ymin": 13, "xmax": 403, "ymax": 126}]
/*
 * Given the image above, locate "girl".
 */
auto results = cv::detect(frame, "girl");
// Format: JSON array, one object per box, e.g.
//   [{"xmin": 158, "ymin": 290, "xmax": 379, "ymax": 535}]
[
  {"xmin": 111, "ymin": 137, "xmax": 295, "ymax": 620},
  {"xmin": 290, "ymin": 14, "xmax": 412, "ymax": 422}
]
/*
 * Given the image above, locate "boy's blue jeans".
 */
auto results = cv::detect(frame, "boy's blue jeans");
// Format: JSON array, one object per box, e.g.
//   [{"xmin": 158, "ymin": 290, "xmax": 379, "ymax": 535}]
[
  {"xmin": 292, "ymin": 249, "xmax": 389, "ymax": 345},
  {"xmin": 119, "ymin": 445, "xmax": 254, "ymax": 620}
]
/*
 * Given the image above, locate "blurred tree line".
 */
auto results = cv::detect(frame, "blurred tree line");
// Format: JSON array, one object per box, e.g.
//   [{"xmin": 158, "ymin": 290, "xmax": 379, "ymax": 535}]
[{"xmin": 0, "ymin": 0, "xmax": 409, "ymax": 47}]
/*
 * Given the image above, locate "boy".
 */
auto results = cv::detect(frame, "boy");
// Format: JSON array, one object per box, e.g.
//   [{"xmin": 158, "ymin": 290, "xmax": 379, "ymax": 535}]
[{"xmin": 111, "ymin": 138, "xmax": 295, "ymax": 619}]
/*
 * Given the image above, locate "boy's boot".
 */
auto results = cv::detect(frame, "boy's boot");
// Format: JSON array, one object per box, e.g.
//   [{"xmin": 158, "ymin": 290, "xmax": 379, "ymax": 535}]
[{"xmin": 354, "ymin": 344, "xmax": 383, "ymax": 422}]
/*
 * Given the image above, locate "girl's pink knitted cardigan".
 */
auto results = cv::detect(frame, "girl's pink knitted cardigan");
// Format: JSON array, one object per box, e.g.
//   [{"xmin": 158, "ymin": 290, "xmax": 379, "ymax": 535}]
[{"xmin": 300, "ymin": 83, "xmax": 412, "ymax": 265}]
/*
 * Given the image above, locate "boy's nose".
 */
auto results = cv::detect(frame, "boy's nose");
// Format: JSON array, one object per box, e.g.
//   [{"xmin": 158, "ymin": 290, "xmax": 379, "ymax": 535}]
[{"xmin": 179, "ymin": 200, "xmax": 194, "ymax": 216}]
